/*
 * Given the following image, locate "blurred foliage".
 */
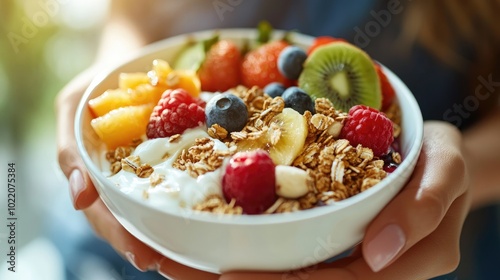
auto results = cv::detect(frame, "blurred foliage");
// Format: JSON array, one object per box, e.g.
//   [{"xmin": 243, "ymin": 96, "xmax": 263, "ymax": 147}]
[{"xmin": 0, "ymin": 0, "xmax": 102, "ymax": 149}]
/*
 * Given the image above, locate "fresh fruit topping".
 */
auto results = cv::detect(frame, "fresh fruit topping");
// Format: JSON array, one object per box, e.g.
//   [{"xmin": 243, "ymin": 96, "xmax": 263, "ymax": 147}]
[
  {"xmin": 174, "ymin": 70, "xmax": 202, "ymax": 98},
  {"xmin": 148, "ymin": 59, "xmax": 201, "ymax": 97},
  {"xmin": 256, "ymin": 21, "xmax": 273, "ymax": 45},
  {"xmin": 263, "ymin": 82, "xmax": 286, "ymax": 98},
  {"xmin": 146, "ymin": 89, "xmax": 205, "ymax": 139},
  {"xmin": 173, "ymin": 35, "xmax": 219, "ymax": 71},
  {"xmin": 199, "ymin": 39, "xmax": 242, "ymax": 92},
  {"xmin": 236, "ymin": 108, "xmax": 308, "ymax": 165},
  {"xmin": 222, "ymin": 150, "xmax": 277, "ymax": 214},
  {"xmin": 205, "ymin": 93, "xmax": 248, "ymax": 133},
  {"xmin": 151, "ymin": 58, "xmax": 174, "ymax": 75},
  {"xmin": 340, "ymin": 105, "xmax": 393, "ymax": 157},
  {"xmin": 298, "ymin": 42, "xmax": 381, "ymax": 112},
  {"xmin": 88, "ymin": 85, "xmax": 165, "ymax": 118},
  {"xmin": 241, "ymin": 40, "xmax": 293, "ymax": 89},
  {"xmin": 89, "ymin": 59, "xmax": 201, "ymax": 118},
  {"xmin": 383, "ymin": 164, "xmax": 398, "ymax": 173},
  {"xmin": 374, "ymin": 63, "xmax": 396, "ymax": 111},
  {"xmin": 307, "ymin": 36, "xmax": 347, "ymax": 55},
  {"xmin": 277, "ymin": 46, "xmax": 307, "ymax": 80},
  {"xmin": 381, "ymin": 144, "xmax": 401, "ymax": 173},
  {"xmin": 118, "ymin": 72, "xmax": 150, "ymax": 90},
  {"xmin": 91, "ymin": 104, "xmax": 154, "ymax": 149},
  {"xmin": 275, "ymin": 165, "xmax": 309, "ymax": 199},
  {"xmin": 281, "ymin": 86, "xmax": 315, "ymax": 114}
]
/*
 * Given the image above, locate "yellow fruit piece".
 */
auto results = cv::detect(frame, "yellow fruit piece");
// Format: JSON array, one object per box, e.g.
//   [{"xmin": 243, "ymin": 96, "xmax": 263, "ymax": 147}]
[
  {"xmin": 119, "ymin": 72, "xmax": 150, "ymax": 90},
  {"xmin": 132, "ymin": 84, "xmax": 167, "ymax": 104},
  {"xmin": 89, "ymin": 89, "xmax": 131, "ymax": 117},
  {"xmin": 176, "ymin": 70, "xmax": 201, "ymax": 97},
  {"xmin": 147, "ymin": 59, "xmax": 173, "ymax": 86},
  {"xmin": 237, "ymin": 108, "xmax": 308, "ymax": 165},
  {"xmin": 152, "ymin": 59, "xmax": 173, "ymax": 77},
  {"xmin": 91, "ymin": 104, "xmax": 154, "ymax": 149},
  {"xmin": 147, "ymin": 59, "xmax": 200, "ymax": 97},
  {"xmin": 89, "ymin": 84, "xmax": 166, "ymax": 117}
]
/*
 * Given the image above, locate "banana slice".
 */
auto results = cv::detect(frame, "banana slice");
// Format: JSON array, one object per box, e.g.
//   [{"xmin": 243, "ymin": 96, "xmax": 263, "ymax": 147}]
[
  {"xmin": 237, "ymin": 108, "xmax": 308, "ymax": 165},
  {"xmin": 275, "ymin": 165, "xmax": 310, "ymax": 198}
]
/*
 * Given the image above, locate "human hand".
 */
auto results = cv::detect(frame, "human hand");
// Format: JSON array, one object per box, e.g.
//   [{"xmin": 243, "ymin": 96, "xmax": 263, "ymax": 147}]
[
  {"xmin": 55, "ymin": 69, "xmax": 220, "ymax": 278},
  {"xmin": 219, "ymin": 121, "xmax": 470, "ymax": 280}
]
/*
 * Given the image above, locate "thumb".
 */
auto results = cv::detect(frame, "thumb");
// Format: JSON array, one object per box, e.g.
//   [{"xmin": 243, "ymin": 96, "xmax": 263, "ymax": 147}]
[
  {"xmin": 58, "ymin": 146, "xmax": 99, "ymax": 210},
  {"xmin": 56, "ymin": 69, "xmax": 100, "ymax": 209}
]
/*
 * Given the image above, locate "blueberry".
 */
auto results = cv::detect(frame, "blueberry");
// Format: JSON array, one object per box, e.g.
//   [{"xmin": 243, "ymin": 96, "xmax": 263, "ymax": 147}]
[
  {"xmin": 263, "ymin": 82, "xmax": 286, "ymax": 98},
  {"xmin": 278, "ymin": 46, "xmax": 307, "ymax": 80},
  {"xmin": 205, "ymin": 93, "xmax": 248, "ymax": 133},
  {"xmin": 282, "ymin": 87, "xmax": 315, "ymax": 114}
]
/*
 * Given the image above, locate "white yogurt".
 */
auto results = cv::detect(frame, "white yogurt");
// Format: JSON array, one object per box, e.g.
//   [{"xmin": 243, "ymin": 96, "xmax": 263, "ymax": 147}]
[{"xmin": 106, "ymin": 127, "xmax": 228, "ymax": 210}]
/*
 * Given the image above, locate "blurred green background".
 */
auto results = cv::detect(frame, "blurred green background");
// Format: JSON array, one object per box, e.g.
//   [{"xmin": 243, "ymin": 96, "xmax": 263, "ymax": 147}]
[
  {"xmin": 1, "ymin": 0, "xmax": 107, "ymax": 145},
  {"xmin": 1, "ymin": 0, "xmax": 112, "ymax": 279}
]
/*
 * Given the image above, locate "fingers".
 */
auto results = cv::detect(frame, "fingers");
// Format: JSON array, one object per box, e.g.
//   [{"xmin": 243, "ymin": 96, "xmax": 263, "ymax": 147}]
[
  {"xmin": 327, "ymin": 193, "xmax": 468, "ymax": 280},
  {"xmin": 83, "ymin": 199, "xmax": 164, "ymax": 271},
  {"xmin": 221, "ymin": 193, "xmax": 469, "ymax": 280},
  {"xmin": 59, "ymin": 148, "xmax": 99, "ymax": 209},
  {"xmin": 84, "ymin": 199, "xmax": 221, "ymax": 278},
  {"xmin": 362, "ymin": 121, "xmax": 468, "ymax": 272},
  {"xmin": 157, "ymin": 258, "xmax": 220, "ymax": 280},
  {"xmin": 56, "ymin": 69, "xmax": 100, "ymax": 209}
]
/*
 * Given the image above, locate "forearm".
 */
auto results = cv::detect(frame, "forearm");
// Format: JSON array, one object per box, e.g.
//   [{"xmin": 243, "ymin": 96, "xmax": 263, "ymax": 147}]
[{"xmin": 463, "ymin": 107, "xmax": 500, "ymax": 208}]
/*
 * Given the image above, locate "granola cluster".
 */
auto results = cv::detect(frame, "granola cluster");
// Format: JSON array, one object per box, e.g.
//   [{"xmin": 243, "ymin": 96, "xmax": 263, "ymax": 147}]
[
  {"xmin": 172, "ymin": 137, "xmax": 236, "ymax": 177},
  {"xmin": 105, "ymin": 140, "xmax": 153, "ymax": 178}
]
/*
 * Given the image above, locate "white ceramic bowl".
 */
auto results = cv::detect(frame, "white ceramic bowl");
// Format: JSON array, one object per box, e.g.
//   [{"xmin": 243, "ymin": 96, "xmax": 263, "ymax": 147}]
[{"xmin": 75, "ymin": 29, "xmax": 423, "ymax": 274}]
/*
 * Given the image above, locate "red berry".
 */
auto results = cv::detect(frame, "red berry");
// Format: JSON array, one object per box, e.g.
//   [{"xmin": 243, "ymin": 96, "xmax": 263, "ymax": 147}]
[
  {"xmin": 340, "ymin": 105, "xmax": 393, "ymax": 157},
  {"xmin": 146, "ymin": 89, "xmax": 205, "ymax": 138},
  {"xmin": 381, "ymin": 149, "xmax": 400, "ymax": 173},
  {"xmin": 307, "ymin": 36, "xmax": 347, "ymax": 55},
  {"xmin": 241, "ymin": 40, "xmax": 293, "ymax": 89},
  {"xmin": 383, "ymin": 163, "xmax": 398, "ymax": 173},
  {"xmin": 374, "ymin": 63, "xmax": 396, "ymax": 111},
  {"xmin": 199, "ymin": 40, "xmax": 242, "ymax": 92},
  {"xmin": 222, "ymin": 150, "xmax": 277, "ymax": 214}
]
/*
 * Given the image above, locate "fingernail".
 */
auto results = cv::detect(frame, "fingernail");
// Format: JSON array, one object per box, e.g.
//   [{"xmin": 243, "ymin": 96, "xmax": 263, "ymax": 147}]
[
  {"xmin": 125, "ymin": 251, "xmax": 145, "ymax": 272},
  {"xmin": 147, "ymin": 262, "xmax": 160, "ymax": 271},
  {"xmin": 365, "ymin": 224, "xmax": 406, "ymax": 272},
  {"xmin": 69, "ymin": 169, "xmax": 85, "ymax": 209}
]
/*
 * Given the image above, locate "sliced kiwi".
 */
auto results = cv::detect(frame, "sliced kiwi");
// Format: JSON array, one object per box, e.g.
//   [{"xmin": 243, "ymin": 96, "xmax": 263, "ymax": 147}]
[
  {"xmin": 173, "ymin": 35, "xmax": 219, "ymax": 71},
  {"xmin": 298, "ymin": 42, "xmax": 381, "ymax": 112}
]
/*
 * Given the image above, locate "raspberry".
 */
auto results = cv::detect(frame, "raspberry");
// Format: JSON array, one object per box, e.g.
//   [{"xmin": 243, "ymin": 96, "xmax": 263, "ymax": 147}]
[
  {"xmin": 222, "ymin": 150, "xmax": 277, "ymax": 214},
  {"xmin": 146, "ymin": 89, "xmax": 205, "ymax": 138},
  {"xmin": 340, "ymin": 105, "xmax": 393, "ymax": 157}
]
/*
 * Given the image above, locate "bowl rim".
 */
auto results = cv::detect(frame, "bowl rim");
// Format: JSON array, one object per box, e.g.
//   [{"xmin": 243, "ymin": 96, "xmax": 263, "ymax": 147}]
[{"xmin": 75, "ymin": 28, "xmax": 424, "ymax": 225}]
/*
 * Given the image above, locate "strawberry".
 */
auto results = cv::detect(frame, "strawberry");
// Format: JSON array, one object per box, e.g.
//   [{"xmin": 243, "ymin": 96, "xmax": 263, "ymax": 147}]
[
  {"xmin": 307, "ymin": 36, "xmax": 347, "ymax": 55},
  {"xmin": 241, "ymin": 40, "xmax": 293, "ymax": 89},
  {"xmin": 199, "ymin": 40, "xmax": 242, "ymax": 92},
  {"xmin": 374, "ymin": 63, "xmax": 396, "ymax": 111}
]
